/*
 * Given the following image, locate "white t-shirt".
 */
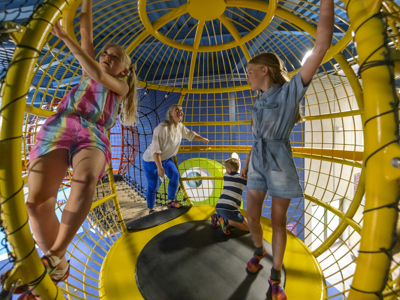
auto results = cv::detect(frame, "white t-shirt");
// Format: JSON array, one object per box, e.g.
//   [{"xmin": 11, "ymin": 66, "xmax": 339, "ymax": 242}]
[{"xmin": 143, "ymin": 122, "xmax": 196, "ymax": 162}]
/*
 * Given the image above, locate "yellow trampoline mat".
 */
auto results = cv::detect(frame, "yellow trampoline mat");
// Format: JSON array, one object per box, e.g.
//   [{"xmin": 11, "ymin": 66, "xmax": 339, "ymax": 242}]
[{"xmin": 100, "ymin": 206, "xmax": 326, "ymax": 300}]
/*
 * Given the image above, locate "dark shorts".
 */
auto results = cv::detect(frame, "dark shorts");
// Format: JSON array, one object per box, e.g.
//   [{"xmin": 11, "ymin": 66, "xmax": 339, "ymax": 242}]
[{"xmin": 216, "ymin": 208, "xmax": 245, "ymax": 223}]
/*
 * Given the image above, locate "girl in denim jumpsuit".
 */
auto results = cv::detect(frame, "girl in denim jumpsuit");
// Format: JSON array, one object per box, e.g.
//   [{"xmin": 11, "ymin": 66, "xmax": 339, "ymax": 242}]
[{"xmin": 240, "ymin": 1, "xmax": 335, "ymax": 298}]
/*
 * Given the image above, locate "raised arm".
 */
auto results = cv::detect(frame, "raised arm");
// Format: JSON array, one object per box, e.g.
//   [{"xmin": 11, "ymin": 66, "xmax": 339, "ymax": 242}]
[
  {"xmin": 80, "ymin": 0, "xmax": 95, "ymax": 79},
  {"xmin": 300, "ymin": 0, "xmax": 334, "ymax": 85},
  {"xmin": 52, "ymin": 20, "xmax": 129, "ymax": 97}
]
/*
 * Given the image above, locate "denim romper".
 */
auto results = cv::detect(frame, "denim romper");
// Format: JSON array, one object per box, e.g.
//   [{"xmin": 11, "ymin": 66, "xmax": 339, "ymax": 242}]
[{"xmin": 247, "ymin": 72, "xmax": 309, "ymax": 198}]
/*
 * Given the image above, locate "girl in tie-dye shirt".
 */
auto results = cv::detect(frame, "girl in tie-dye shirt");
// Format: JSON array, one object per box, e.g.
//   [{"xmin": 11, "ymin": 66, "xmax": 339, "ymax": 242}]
[{"xmin": 1, "ymin": 0, "xmax": 138, "ymax": 295}]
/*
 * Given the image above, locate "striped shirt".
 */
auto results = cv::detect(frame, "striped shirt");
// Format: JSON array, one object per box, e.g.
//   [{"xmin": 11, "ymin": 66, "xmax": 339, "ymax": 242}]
[{"xmin": 215, "ymin": 172, "xmax": 247, "ymax": 211}]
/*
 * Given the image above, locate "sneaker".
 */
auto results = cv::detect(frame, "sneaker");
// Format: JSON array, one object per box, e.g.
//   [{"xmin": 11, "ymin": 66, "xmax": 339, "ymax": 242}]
[
  {"xmin": 268, "ymin": 276, "xmax": 287, "ymax": 300},
  {"xmin": 167, "ymin": 201, "xmax": 182, "ymax": 208},
  {"xmin": 218, "ymin": 217, "xmax": 231, "ymax": 235},
  {"xmin": 211, "ymin": 213, "xmax": 220, "ymax": 228},
  {"xmin": 246, "ymin": 250, "xmax": 267, "ymax": 273}
]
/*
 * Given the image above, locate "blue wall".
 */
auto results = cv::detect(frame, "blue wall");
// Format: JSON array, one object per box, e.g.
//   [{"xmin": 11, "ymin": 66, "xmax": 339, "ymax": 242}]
[{"xmin": 121, "ymin": 88, "xmax": 306, "ymax": 241}]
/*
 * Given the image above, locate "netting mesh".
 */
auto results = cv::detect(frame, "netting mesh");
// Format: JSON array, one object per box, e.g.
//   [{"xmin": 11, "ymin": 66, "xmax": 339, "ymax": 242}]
[
  {"xmin": 0, "ymin": 0, "xmax": 399, "ymax": 299},
  {"xmin": 0, "ymin": 0, "xmax": 47, "ymax": 287}
]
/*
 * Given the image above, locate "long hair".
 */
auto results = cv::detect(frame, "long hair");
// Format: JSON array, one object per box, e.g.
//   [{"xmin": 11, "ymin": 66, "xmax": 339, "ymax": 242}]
[
  {"xmin": 162, "ymin": 104, "xmax": 182, "ymax": 132},
  {"xmin": 249, "ymin": 53, "xmax": 303, "ymax": 124},
  {"xmin": 101, "ymin": 43, "xmax": 138, "ymax": 126}
]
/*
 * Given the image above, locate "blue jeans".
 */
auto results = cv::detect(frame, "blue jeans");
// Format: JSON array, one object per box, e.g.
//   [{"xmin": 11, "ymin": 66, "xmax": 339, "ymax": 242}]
[
  {"xmin": 143, "ymin": 157, "xmax": 180, "ymax": 209},
  {"xmin": 216, "ymin": 208, "xmax": 245, "ymax": 223}
]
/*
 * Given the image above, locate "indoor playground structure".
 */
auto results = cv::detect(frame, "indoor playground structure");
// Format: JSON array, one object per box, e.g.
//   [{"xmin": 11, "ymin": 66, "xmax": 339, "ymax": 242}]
[{"xmin": 0, "ymin": 0, "xmax": 399, "ymax": 299}]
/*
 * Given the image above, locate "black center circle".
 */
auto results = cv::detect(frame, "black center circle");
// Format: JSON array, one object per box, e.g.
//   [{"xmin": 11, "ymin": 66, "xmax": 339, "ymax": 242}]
[{"xmin": 136, "ymin": 220, "xmax": 286, "ymax": 300}]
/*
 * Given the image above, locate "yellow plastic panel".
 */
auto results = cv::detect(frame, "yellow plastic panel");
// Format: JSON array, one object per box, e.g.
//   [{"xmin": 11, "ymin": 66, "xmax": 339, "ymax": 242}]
[{"xmin": 100, "ymin": 206, "xmax": 325, "ymax": 300}]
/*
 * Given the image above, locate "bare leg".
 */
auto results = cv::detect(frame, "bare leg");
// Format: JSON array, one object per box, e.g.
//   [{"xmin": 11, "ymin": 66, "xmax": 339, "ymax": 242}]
[
  {"xmin": 271, "ymin": 197, "xmax": 291, "ymax": 271},
  {"xmin": 27, "ymin": 149, "xmax": 69, "ymax": 269},
  {"xmin": 246, "ymin": 189, "xmax": 267, "ymax": 247},
  {"xmin": 228, "ymin": 217, "xmax": 250, "ymax": 231},
  {"xmin": 50, "ymin": 147, "xmax": 105, "ymax": 260}
]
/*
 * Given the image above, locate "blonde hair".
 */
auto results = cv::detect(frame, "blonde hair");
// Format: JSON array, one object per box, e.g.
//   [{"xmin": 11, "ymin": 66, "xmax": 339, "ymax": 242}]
[
  {"xmin": 225, "ymin": 158, "xmax": 240, "ymax": 172},
  {"xmin": 163, "ymin": 104, "xmax": 182, "ymax": 131},
  {"xmin": 101, "ymin": 43, "xmax": 138, "ymax": 126},
  {"xmin": 249, "ymin": 52, "xmax": 303, "ymax": 124}
]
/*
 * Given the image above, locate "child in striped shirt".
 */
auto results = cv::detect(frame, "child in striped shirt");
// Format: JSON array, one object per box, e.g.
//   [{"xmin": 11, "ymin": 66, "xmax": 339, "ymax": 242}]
[{"xmin": 211, "ymin": 158, "xmax": 249, "ymax": 235}]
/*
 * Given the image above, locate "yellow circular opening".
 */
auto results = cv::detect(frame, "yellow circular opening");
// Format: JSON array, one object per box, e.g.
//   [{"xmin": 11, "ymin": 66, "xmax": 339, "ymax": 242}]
[{"xmin": 187, "ymin": 0, "xmax": 226, "ymax": 21}]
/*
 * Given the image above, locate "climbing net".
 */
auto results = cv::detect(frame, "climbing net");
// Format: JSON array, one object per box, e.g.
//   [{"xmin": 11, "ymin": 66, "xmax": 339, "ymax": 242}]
[{"xmin": 0, "ymin": 0, "xmax": 46, "ymax": 294}]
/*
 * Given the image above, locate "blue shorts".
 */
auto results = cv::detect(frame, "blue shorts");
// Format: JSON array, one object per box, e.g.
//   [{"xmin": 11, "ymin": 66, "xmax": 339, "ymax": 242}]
[
  {"xmin": 247, "ymin": 139, "xmax": 303, "ymax": 199},
  {"xmin": 216, "ymin": 208, "xmax": 245, "ymax": 223}
]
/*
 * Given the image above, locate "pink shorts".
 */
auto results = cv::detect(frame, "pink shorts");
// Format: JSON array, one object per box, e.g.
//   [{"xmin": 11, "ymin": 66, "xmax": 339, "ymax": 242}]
[{"xmin": 29, "ymin": 113, "xmax": 111, "ymax": 181}]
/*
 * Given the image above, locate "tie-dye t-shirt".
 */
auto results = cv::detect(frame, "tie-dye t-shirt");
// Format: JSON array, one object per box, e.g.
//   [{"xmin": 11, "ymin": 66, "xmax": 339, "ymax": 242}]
[{"xmin": 29, "ymin": 77, "xmax": 119, "ymax": 178}]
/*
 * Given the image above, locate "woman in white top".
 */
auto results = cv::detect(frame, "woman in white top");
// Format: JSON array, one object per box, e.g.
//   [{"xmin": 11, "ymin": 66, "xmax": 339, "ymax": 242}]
[{"xmin": 142, "ymin": 104, "xmax": 209, "ymax": 213}]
